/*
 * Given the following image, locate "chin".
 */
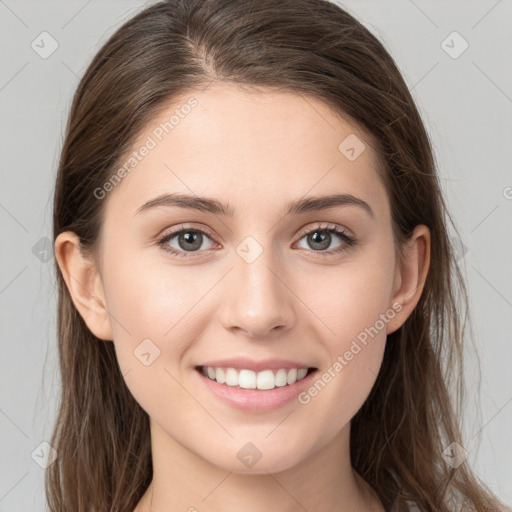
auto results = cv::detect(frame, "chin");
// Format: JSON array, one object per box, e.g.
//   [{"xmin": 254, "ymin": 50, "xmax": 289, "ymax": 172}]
[{"xmin": 214, "ymin": 450, "xmax": 304, "ymax": 475}]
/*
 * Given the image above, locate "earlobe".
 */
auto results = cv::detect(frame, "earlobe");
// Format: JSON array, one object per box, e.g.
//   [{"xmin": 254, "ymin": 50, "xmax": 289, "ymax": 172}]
[
  {"xmin": 386, "ymin": 225, "xmax": 431, "ymax": 335},
  {"xmin": 54, "ymin": 231, "xmax": 113, "ymax": 341}
]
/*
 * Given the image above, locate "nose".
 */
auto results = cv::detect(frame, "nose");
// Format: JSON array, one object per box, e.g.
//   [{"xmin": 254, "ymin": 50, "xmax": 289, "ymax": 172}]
[{"xmin": 220, "ymin": 247, "xmax": 296, "ymax": 339}]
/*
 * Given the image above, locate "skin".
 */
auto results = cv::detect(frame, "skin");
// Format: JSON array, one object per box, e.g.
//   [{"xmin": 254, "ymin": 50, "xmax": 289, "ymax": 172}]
[{"xmin": 55, "ymin": 83, "xmax": 430, "ymax": 512}]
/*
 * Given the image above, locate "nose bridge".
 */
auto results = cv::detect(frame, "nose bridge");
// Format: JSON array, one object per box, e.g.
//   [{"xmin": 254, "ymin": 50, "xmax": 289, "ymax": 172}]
[{"xmin": 221, "ymin": 234, "xmax": 295, "ymax": 337}]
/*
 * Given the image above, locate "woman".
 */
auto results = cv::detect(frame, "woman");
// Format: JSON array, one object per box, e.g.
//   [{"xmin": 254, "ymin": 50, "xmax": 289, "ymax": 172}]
[{"xmin": 47, "ymin": 0, "xmax": 511, "ymax": 510}]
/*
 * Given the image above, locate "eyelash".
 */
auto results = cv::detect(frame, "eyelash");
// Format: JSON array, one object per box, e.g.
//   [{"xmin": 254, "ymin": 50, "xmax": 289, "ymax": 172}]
[{"xmin": 156, "ymin": 223, "xmax": 356, "ymax": 259}]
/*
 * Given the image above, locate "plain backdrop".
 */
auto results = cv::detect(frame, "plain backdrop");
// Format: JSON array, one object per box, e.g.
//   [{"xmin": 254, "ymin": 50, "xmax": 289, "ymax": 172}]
[{"xmin": 0, "ymin": 1, "xmax": 511, "ymax": 510}]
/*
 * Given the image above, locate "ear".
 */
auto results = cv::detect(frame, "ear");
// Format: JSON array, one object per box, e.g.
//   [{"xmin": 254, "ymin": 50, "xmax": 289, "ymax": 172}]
[
  {"xmin": 386, "ymin": 224, "xmax": 431, "ymax": 335},
  {"xmin": 54, "ymin": 231, "xmax": 113, "ymax": 341}
]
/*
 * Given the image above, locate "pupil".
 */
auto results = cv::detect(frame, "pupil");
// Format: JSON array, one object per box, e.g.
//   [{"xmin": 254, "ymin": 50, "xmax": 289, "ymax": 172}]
[
  {"xmin": 180, "ymin": 231, "xmax": 202, "ymax": 251},
  {"xmin": 310, "ymin": 231, "xmax": 330, "ymax": 250}
]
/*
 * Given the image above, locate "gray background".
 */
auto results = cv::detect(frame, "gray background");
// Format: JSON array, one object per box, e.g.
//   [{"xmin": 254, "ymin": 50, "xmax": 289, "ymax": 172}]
[{"xmin": 1, "ymin": 0, "xmax": 511, "ymax": 510}]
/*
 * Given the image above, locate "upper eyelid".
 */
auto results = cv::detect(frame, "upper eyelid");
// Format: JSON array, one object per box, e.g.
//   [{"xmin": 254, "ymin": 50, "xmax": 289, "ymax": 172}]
[
  {"xmin": 297, "ymin": 222, "xmax": 346, "ymax": 236},
  {"xmin": 159, "ymin": 223, "xmax": 217, "ymax": 242}
]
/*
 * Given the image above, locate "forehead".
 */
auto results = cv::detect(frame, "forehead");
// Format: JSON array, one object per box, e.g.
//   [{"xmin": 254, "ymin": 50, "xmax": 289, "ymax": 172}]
[{"xmin": 105, "ymin": 83, "xmax": 387, "ymax": 218}]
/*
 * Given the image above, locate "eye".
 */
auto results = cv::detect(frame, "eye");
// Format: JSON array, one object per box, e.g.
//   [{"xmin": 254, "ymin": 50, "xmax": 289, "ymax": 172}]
[
  {"xmin": 294, "ymin": 223, "xmax": 356, "ymax": 255},
  {"xmin": 157, "ymin": 225, "xmax": 218, "ymax": 258},
  {"xmin": 156, "ymin": 222, "xmax": 356, "ymax": 259}
]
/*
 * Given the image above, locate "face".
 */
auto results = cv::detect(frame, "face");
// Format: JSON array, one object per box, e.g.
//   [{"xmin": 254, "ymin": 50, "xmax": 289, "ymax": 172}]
[{"xmin": 63, "ymin": 83, "xmax": 424, "ymax": 475}]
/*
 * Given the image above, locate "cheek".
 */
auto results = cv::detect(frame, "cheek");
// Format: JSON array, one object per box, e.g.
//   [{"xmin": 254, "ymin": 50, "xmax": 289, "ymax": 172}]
[
  {"xmin": 302, "ymin": 238, "xmax": 396, "ymax": 346},
  {"xmin": 103, "ymin": 243, "xmax": 206, "ymax": 335},
  {"xmin": 293, "ymin": 241, "xmax": 394, "ymax": 419},
  {"xmin": 101, "ymin": 245, "xmax": 228, "ymax": 403},
  {"xmin": 102, "ymin": 255, "xmax": 204, "ymax": 418},
  {"xmin": 99, "ymin": 249, "xmax": 194, "ymax": 372}
]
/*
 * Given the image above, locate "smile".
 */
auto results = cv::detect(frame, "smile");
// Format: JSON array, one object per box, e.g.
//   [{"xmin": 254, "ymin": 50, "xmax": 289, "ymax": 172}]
[
  {"xmin": 197, "ymin": 365, "xmax": 316, "ymax": 390},
  {"xmin": 195, "ymin": 366, "xmax": 319, "ymax": 412}
]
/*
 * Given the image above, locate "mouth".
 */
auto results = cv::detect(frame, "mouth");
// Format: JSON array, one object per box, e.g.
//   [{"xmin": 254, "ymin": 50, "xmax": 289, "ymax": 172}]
[
  {"xmin": 194, "ymin": 365, "xmax": 319, "ymax": 412},
  {"xmin": 194, "ymin": 365, "xmax": 318, "ymax": 391}
]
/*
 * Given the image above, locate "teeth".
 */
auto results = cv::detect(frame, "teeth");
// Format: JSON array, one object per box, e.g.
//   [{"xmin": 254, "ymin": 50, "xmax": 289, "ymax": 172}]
[{"xmin": 200, "ymin": 366, "xmax": 310, "ymax": 390}]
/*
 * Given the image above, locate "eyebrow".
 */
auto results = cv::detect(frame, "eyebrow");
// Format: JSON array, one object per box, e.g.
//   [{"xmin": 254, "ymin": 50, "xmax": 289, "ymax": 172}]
[{"xmin": 135, "ymin": 192, "xmax": 374, "ymax": 219}]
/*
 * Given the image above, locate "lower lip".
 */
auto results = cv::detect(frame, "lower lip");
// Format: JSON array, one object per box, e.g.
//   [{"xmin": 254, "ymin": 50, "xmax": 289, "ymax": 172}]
[{"xmin": 195, "ymin": 368, "xmax": 318, "ymax": 413}]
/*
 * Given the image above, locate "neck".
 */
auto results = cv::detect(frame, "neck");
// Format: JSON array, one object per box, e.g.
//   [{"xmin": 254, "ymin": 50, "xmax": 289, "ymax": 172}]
[{"xmin": 135, "ymin": 420, "xmax": 384, "ymax": 512}]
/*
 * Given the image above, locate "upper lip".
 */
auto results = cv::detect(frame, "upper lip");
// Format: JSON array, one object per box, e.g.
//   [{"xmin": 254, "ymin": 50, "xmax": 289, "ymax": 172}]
[{"xmin": 198, "ymin": 357, "xmax": 317, "ymax": 372}]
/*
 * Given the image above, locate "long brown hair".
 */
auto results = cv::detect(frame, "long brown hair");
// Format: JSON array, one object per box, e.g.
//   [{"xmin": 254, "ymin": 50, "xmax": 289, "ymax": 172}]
[{"xmin": 47, "ymin": 0, "xmax": 511, "ymax": 510}]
